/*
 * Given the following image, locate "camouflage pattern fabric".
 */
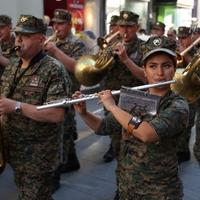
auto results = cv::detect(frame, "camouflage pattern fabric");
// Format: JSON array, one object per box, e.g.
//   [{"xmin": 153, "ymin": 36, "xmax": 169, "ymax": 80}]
[
  {"xmin": 0, "ymin": 34, "xmax": 17, "ymax": 76},
  {"xmin": 55, "ymin": 32, "xmax": 87, "ymax": 92},
  {"xmin": 193, "ymin": 104, "xmax": 200, "ymax": 163},
  {"xmin": 176, "ymin": 103, "xmax": 196, "ymax": 156},
  {"xmin": 54, "ymin": 32, "xmax": 86, "ymax": 166},
  {"xmin": 102, "ymin": 37, "xmax": 144, "ymax": 90},
  {"xmin": 176, "ymin": 46, "xmax": 197, "ymax": 158},
  {"xmin": 1, "ymin": 53, "xmax": 71, "ymax": 199},
  {"xmin": 15, "ymin": 170, "xmax": 54, "ymax": 200},
  {"xmin": 101, "ymin": 37, "xmax": 144, "ymax": 157},
  {"xmin": 96, "ymin": 91, "xmax": 189, "ymax": 199}
]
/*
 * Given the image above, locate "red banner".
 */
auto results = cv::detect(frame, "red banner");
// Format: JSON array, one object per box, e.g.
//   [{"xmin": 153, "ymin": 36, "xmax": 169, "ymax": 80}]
[{"xmin": 67, "ymin": 0, "xmax": 85, "ymax": 32}]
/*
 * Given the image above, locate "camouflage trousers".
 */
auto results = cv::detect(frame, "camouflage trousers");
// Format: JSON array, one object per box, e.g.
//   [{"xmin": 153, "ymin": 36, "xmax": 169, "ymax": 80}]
[
  {"xmin": 14, "ymin": 168, "xmax": 54, "ymax": 200},
  {"xmin": 62, "ymin": 106, "xmax": 78, "ymax": 164},
  {"xmin": 116, "ymin": 169, "xmax": 183, "ymax": 200},
  {"xmin": 109, "ymin": 132, "xmax": 122, "ymax": 158},
  {"xmin": 103, "ymin": 107, "xmax": 122, "ymax": 158},
  {"xmin": 193, "ymin": 107, "xmax": 200, "ymax": 163}
]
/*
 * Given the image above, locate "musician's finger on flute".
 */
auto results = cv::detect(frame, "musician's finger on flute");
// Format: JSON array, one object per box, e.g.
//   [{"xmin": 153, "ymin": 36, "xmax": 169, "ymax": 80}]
[{"xmin": 36, "ymin": 80, "xmax": 176, "ymax": 110}]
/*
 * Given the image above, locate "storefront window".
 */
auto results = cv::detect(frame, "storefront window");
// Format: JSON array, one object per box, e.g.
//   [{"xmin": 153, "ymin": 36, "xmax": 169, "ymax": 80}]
[{"xmin": 105, "ymin": 0, "xmax": 149, "ymax": 33}]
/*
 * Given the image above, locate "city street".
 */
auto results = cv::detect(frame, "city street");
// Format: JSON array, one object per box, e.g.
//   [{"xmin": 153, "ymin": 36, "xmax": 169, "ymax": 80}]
[{"xmin": 0, "ymin": 99, "xmax": 200, "ymax": 200}]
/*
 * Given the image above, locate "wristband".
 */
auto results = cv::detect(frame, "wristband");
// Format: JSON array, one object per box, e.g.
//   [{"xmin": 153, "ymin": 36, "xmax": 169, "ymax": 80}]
[{"xmin": 127, "ymin": 116, "xmax": 142, "ymax": 133}]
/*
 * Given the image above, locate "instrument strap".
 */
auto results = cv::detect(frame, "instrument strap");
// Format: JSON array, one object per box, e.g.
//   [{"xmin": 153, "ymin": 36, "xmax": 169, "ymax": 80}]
[{"xmin": 7, "ymin": 51, "xmax": 46, "ymax": 98}]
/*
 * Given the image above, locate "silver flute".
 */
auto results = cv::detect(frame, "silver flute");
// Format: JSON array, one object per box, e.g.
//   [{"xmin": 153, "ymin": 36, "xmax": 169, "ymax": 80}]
[{"xmin": 36, "ymin": 80, "xmax": 176, "ymax": 110}]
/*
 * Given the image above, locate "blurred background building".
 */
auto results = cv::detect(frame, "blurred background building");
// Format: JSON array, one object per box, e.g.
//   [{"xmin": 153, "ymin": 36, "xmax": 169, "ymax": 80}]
[{"xmin": 0, "ymin": 0, "xmax": 199, "ymax": 37}]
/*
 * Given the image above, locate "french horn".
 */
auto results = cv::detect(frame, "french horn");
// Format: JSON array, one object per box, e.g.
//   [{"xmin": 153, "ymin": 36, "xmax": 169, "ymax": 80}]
[
  {"xmin": 74, "ymin": 31, "xmax": 121, "ymax": 86},
  {"xmin": 172, "ymin": 49, "xmax": 200, "ymax": 103}
]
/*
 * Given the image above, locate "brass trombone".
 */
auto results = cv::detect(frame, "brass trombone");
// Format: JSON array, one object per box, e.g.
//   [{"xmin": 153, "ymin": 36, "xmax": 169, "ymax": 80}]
[{"xmin": 177, "ymin": 36, "xmax": 200, "ymax": 66}]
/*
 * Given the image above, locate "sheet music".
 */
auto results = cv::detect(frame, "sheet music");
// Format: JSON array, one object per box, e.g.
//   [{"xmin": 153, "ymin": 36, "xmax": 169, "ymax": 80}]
[{"xmin": 118, "ymin": 87, "xmax": 161, "ymax": 116}]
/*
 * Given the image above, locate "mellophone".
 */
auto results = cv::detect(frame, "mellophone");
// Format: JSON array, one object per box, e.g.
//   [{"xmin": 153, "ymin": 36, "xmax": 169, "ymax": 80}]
[{"xmin": 36, "ymin": 80, "xmax": 176, "ymax": 110}]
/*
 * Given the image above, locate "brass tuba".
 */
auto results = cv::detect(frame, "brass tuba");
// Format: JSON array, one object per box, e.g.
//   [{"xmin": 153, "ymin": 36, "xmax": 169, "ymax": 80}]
[
  {"xmin": 172, "ymin": 50, "xmax": 200, "ymax": 103},
  {"xmin": 74, "ymin": 31, "xmax": 121, "ymax": 86},
  {"xmin": 0, "ymin": 116, "xmax": 5, "ymax": 174}
]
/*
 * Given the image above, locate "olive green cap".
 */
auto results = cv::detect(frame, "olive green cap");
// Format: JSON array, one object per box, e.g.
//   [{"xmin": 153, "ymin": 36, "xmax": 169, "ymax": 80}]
[
  {"xmin": 152, "ymin": 21, "xmax": 166, "ymax": 31},
  {"xmin": 141, "ymin": 36, "xmax": 176, "ymax": 61},
  {"xmin": 52, "ymin": 9, "xmax": 71, "ymax": 23},
  {"xmin": 177, "ymin": 26, "xmax": 192, "ymax": 38},
  {"xmin": 109, "ymin": 15, "xmax": 119, "ymax": 26},
  {"xmin": 117, "ymin": 10, "xmax": 139, "ymax": 26},
  {"xmin": 0, "ymin": 15, "xmax": 11, "ymax": 26},
  {"xmin": 14, "ymin": 15, "xmax": 46, "ymax": 34}
]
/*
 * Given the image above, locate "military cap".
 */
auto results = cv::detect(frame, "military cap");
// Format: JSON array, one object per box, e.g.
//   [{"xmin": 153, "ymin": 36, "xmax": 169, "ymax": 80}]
[
  {"xmin": 52, "ymin": 9, "xmax": 71, "ymax": 23},
  {"xmin": 117, "ymin": 10, "xmax": 139, "ymax": 26},
  {"xmin": 109, "ymin": 15, "xmax": 119, "ymax": 26},
  {"xmin": 177, "ymin": 26, "xmax": 192, "ymax": 38},
  {"xmin": 0, "ymin": 15, "xmax": 11, "ymax": 26},
  {"xmin": 141, "ymin": 36, "xmax": 176, "ymax": 61},
  {"xmin": 152, "ymin": 21, "xmax": 166, "ymax": 31},
  {"xmin": 14, "ymin": 15, "xmax": 46, "ymax": 34}
]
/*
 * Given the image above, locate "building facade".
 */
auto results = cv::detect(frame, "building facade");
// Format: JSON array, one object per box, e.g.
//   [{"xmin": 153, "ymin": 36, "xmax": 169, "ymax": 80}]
[{"xmin": 0, "ymin": 0, "xmax": 198, "ymax": 37}]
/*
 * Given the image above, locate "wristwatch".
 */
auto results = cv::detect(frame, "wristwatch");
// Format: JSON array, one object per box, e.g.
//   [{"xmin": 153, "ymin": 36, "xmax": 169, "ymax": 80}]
[
  {"xmin": 127, "ymin": 116, "xmax": 142, "ymax": 133},
  {"xmin": 15, "ymin": 101, "xmax": 22, "ymax": 114}
]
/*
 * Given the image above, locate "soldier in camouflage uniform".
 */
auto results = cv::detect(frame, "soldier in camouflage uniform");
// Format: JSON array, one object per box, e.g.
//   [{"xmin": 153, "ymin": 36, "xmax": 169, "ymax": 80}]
[
  {"xmin": 44, "ymin": 9, "xmax": 87, "ymax": 176},
  {"xmin": 73, "ymin": 36, "xmax": 189, "ymax": 200},
  {"xmin": 176, "ymin": 26, "xmax": 198, "ymax": 163},
  {"xmin": 102, "ymin": 14, "xmax": 120, "ymax": 163},
  {"xmin": 0, "ymin": 15, "xmax": 71, "ymax": 200},
  {"xmin": 101, "ymin": 10, "xmax": 144, "ymax": 159},
  {"xmin": 0, "ymin": 15, "xmax": 17, "ymax": 76},
  {"xmin": 150, "ymin": 21, "xmax": 165, "ymax": 36},
  {"xmin": 194, "ymin": 103, "xmax": 200, "ymax": 164}
]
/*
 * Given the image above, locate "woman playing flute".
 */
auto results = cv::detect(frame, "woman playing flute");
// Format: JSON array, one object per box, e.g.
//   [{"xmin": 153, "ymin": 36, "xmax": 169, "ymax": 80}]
[{"xmin": 73, "ymin": 36, "xmax": 189, "ymax": 200}]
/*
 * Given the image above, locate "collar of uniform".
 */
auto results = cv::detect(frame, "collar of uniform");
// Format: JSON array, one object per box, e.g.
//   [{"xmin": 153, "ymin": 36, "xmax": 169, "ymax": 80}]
[{"xmin": 18, "ymin": 51, "xmax": 46, "ymax": 76}]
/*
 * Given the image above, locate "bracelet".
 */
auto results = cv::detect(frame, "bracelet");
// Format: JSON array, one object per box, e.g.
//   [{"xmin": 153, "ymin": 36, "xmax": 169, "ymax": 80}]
[{"xmin": 127, "ymin": 116, "xmax": 142, "ymax": 133}]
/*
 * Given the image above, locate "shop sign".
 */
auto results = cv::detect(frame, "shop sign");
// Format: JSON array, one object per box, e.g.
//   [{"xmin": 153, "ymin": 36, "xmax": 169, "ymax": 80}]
[{"xmin": 67, "ymin": 0, "xmax": 85, "ymax": 32}]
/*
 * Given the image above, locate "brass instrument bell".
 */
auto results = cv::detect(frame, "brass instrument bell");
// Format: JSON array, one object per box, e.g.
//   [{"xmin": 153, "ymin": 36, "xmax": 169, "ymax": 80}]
[{"xmin": 74, "ymin": 31, "xmax": 121, "ymax": 86}]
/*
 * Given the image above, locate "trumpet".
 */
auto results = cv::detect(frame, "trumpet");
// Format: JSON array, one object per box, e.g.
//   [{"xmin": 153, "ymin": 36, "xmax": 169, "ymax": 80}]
[
  {"xmin": 37, "ymin": 80, "xmax": 175, "ymax": 110},
  {"xmin": 44, "ymin": 30, "xmax": 58, "ymax": 46}
]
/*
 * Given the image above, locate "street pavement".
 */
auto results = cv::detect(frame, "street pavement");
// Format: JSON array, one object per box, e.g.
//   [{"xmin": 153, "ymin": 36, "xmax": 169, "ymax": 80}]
[{"xmin": 0, "ymin": 104, "xmax": 200, "ymax": 199}]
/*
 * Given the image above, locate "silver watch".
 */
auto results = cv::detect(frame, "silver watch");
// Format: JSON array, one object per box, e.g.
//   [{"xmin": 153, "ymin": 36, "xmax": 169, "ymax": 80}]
[{"xmin": 15, "ymin": 101, "xmax": 22, "ymax": 114}]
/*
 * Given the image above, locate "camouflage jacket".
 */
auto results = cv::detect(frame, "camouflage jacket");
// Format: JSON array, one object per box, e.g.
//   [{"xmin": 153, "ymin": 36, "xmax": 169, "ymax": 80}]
[
  {"xmin": 102, "ymin": 37, "xmax": 144, "ymax": 90},
  {"xmin": 97, "ymin": 90, "xmax": 189, "ymax": 197},
  {"xmin": 1, "ymin": 51, "xmax": 71, "ymax": 173},
  {"xmin": 0, "ymin": 34, "xmax": 17, "ymax": 76},
  {"xmin": 55, "ymin": 32, "xmax": 87, "ymax": 92}
]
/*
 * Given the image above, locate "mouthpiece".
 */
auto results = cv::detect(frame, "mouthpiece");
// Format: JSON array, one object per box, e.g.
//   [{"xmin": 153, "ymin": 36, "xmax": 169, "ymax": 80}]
[{"xmin": 14, "ymin": 46, "xmax": 21, "ymax": 51}]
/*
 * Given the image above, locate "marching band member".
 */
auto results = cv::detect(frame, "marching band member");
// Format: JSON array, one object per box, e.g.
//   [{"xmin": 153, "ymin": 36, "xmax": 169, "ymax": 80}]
[{"xmin": 73, "ymin": 36, "xmax": 189, "ymax": 200}]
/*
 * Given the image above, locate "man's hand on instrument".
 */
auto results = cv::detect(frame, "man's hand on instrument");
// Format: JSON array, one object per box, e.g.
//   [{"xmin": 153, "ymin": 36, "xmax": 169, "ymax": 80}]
[
  {"xmin": 43, "ymin": 41, "xmax": 57, "ymax": 54},
  {"xmin": 72, "ymin": 91, "xmax": 87, "ymax": 115},
  {"xmin": 113, "ymin": 42, "xmax": 129, "ymax": 62},
  {"xmin": 0, "ymin": 97, "xmax": 17, "ymax": 115}
]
